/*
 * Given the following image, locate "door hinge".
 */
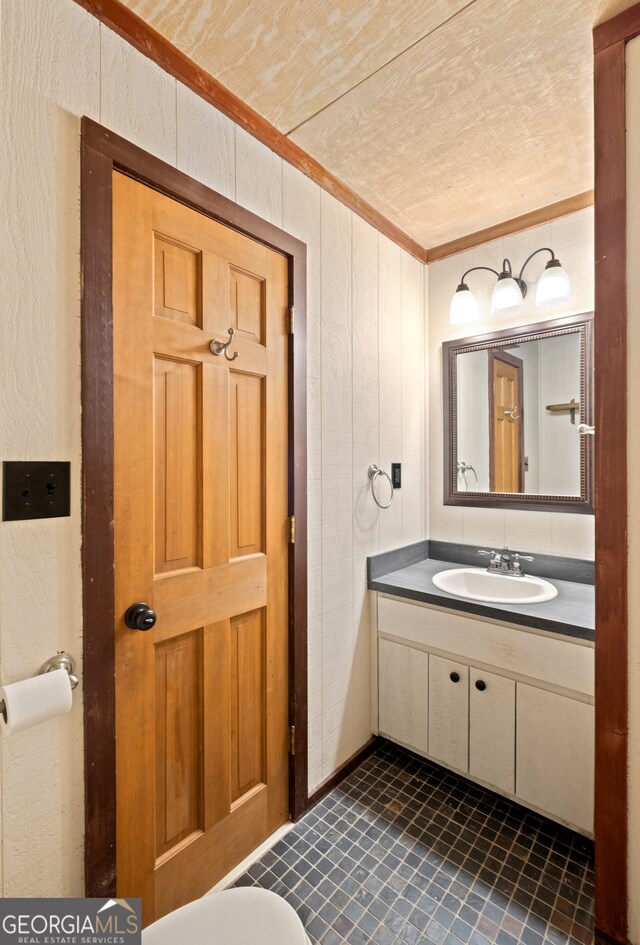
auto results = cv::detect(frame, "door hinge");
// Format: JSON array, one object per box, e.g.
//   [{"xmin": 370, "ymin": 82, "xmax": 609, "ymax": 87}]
[
  {"xmin": 289, "ymin": 515, "xmax": 295, "ymax": 544},
  {"xmin": 288, "ymin": 305, "xmax": 295, "ymax": 334},
  {"xmin": 289, "ymin": 725, "xmax": 296, "ymax": 755}
]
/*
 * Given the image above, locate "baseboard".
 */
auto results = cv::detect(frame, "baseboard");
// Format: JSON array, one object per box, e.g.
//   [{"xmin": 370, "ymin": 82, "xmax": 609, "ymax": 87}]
[
  {"xmin": 305, "ymin": 736, "xmax": 382, "ymax": 812},
  {"xmin": 595, "ymin": 928, "xmax": 628, "ymax": 945}
]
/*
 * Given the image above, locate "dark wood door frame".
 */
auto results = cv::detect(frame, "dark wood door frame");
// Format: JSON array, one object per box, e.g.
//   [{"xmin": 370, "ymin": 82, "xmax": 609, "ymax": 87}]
[
  {"xmin": 593, "ymin": 4, "xmax": 640, "ymax": 942},
  {"xmin": 488, "ymin": 349, "xmax": 524, "ymax": 493},
  {"xmin": 80, "ymin": 117, "xmax": 308, "ymax": 897}
]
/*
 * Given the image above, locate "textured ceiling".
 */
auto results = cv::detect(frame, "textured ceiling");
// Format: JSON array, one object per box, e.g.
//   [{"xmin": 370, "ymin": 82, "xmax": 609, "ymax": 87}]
[{"xmin": 122, "ymin": 0, "xmax": 634, "ymax": 248}]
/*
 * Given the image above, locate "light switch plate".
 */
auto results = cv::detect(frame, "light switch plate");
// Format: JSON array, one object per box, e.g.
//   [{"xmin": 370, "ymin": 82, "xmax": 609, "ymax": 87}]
[{"xmin": 3, "ymin": 461, "xmax": 71, "ymax": 521}]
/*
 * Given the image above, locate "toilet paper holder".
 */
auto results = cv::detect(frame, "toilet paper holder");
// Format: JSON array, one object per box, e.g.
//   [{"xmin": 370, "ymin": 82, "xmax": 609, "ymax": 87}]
[{"xmin": 0, "ymin": 652, "xmax": 79, "ymax": 723}]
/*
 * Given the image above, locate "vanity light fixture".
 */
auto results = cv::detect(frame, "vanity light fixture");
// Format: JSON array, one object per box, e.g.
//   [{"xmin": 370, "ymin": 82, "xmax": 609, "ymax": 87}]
[{"xmin": 449, "ymin": 248, "xmax": 572, "ymax": 324}]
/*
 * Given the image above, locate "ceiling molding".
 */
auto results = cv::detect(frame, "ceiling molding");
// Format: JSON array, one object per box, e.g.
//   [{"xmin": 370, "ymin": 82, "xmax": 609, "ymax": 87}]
[
  {"xmin": 72, "ymin": 0, "xmax": 427, "ymax": 262},
  {"xmin": 593, "ymin": 0, "xmax": 640, "ymax": 50},
  {"xmin": 425, "ymin": 191, "xmax": 595, "ymax": 263}
]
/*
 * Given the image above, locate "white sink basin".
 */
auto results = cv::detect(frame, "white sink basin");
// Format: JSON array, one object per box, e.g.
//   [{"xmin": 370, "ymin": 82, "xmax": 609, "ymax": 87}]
[{"xmin": 432, "ymin": 567, "xmax": 558, "ymax": 604}]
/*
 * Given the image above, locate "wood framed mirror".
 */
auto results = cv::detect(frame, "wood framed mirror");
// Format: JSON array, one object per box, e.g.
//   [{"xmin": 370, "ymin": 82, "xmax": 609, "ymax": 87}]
[{"xmin": 443, "ymin": 312, "xmax": 594, "ymax": 513}]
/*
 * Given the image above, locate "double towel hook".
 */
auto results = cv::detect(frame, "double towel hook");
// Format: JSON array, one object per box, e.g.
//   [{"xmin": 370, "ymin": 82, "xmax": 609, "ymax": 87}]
[{"xmin": 209, "ymin": 327, "xmax": 239, "ymax": 361}]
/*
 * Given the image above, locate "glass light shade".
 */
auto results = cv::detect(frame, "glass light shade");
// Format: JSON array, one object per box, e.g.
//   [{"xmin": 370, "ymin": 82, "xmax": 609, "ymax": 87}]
[
  {"xmin": 535, "ymin": 260, "xmax": 572, "ymax": 305},
  {"xmin": 449, "ymin": 285, "xmax": 480, "ymax": 324},
  {"xmin": 491, "ymin": 276, "xmax": 524, "ymax": 314}
]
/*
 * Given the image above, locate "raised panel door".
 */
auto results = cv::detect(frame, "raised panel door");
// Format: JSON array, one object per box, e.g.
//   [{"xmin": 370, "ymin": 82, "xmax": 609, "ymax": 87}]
[{"xmin": 113, "ymin": 172, "xmax": 289, "ymax": 923}]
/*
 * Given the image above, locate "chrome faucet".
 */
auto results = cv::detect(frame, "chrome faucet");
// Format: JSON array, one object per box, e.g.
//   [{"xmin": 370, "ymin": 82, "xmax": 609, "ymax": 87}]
[
  {"xmin": 478, "ymin": 549, "xmax": 534, "ymax": 576},
  {"xmin": 478, "ymin": 549, "xmax": 511, "ymax": 572}
]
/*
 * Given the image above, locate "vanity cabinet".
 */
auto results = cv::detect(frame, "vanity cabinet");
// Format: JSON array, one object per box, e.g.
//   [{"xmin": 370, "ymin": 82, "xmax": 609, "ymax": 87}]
[{"xmin": 376, "ymin": 594, "xmax": 594, "ymax": 835}]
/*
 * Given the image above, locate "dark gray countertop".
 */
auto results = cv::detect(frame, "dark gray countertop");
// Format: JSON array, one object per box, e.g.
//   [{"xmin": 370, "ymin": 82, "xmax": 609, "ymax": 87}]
[{"xmin": 368, "ymin": 557, "xmax": 594, "ymax": 643}]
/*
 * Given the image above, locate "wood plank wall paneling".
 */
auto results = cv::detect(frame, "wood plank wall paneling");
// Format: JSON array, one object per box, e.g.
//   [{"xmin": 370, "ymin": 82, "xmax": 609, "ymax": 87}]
[{"xmin": 593, "ymin": 31, "xmax": 629, "ymax": 944}]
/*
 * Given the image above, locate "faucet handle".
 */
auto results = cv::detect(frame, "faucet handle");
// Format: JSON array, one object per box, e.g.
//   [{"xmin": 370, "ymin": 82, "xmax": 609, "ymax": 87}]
[
  {"xmin": 511, "ymin": 552, "xmax": 534, "ymax": 576},
  {"xmin": 478, "ymin": 549, "xmax": 506, "ymax": 570}
]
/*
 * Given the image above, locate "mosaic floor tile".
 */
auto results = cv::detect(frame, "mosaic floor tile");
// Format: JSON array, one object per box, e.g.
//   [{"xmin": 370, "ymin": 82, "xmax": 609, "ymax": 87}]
[{"xmin": 235, "ymin": 741, "xmax": 594, "ymax": 945}]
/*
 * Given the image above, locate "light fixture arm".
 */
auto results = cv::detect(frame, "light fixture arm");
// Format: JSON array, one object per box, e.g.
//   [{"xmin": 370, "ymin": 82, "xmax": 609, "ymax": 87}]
[
  {"xmin": 460, "ymin": 265, "xmax": 500, "ymax": 285},
  {"xmin": 517, "ymin": 247, "xmax": 556, "ymax": 284}
]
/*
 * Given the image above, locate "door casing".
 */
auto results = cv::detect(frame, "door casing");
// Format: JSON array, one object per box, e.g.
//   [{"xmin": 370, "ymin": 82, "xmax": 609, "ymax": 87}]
[{"xmin": 80, "ymin": 117, "xmax": 308, "ymax": 898}]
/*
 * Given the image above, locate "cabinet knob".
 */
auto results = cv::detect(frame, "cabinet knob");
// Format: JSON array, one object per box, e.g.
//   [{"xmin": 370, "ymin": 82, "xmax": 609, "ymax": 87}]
[
  {"xmin": 449, "ymin": 672, "xmax": 460, "ymax": 683},
  {"xmin": 475, "ymin": 679, "xmax": 486, "ymax": 691}
]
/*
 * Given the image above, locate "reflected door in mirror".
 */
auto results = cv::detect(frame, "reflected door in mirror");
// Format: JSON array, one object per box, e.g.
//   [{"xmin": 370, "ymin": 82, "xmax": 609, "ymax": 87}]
[{"xmin": 490, "ymin": 350, "xmax": 523, "ymax": 492}]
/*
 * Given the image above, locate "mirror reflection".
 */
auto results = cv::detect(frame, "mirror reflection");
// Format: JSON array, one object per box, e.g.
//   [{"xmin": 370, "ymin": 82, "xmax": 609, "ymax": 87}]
[
  {"xmin": 444, "ymin": 313, "xmax": 593, "ymax": 512},
  {"xmin": 456, "ymin": 333, "xmax": 581, "ymax": 496}
]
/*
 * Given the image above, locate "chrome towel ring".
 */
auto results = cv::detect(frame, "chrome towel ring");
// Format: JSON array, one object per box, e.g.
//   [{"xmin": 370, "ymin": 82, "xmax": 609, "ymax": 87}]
[
  {"xmin": 457, "ymin": 461, "xmax": 478, "ymax": 491},
  {"xmin": 368, "ymin": 464, "xmax": 394, "ymax": 509}
]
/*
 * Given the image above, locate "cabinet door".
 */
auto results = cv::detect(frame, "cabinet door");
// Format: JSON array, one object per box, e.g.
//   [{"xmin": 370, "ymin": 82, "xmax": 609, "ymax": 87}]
[
  {"xmin": 469, "ymin": 668, "xmax": 515, "ymax": 795},
  {"xmin": 378, "ymin": 640, "xmax": 428, "ymax": 754},
  {"xmin": 428, "ymin": 655, "xmax": 469, "ymax": 772},
  {"xmin": 516, "ymin": 684, "xmax": 594, "ymax": 833}
]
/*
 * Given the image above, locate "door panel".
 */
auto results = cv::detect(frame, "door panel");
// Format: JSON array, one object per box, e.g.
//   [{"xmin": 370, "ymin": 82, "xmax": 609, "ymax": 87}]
[
  {"xmin": 230, "ymin": 373, "xmax": 264, "ymax": 557},
  {"xmin": 155, "ymin": 629, "xmax": 204, "ymax": 858},
  {"xmin": 113, "ymin": 171, "xmax": 289, "ymax": 924},
  {"xmin": 469, "ymin": 668, "xmax": 515, "ymax": 795},
  {"xmin": 154, "ymin": 237, "xmax": 202, "ymax": 326},
  {"xmin": 230, "ymin": 267, "xmax": 265, "ymax": 343},
  {"xmin": 516, "ymin": 683, "xmax": 594, "ymax": 833},
  {"xmin": 378, "ymin": 639, "xmax": 429, "ymax": 754},
  {"xmin": 230, "ymin": 609, "xmax": 266, "ymax": 802},
  {"xmin": 154, "ymin": 358, "xmax": 201, "ymax": 574},
  {"xmin": 428, "ymin": 655, "xmax": 469, "ymax": 772}
]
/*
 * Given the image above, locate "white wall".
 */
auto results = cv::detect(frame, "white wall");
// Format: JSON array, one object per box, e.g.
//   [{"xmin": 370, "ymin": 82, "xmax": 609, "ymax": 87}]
[
  {"xmin": 428, "ymin": 208, "xmax": 595, "ymax": 558},
  {"xmin": 0, "ymin": 0, "xmax": 427, "ymax": 898},
  {"xmin": 626, "ymin": 34, "xmax": 640, "ymax": 945}
]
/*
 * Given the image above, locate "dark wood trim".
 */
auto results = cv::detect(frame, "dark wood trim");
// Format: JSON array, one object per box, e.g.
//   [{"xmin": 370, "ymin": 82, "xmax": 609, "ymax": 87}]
[
  {"xmin": 594, "ymin": 1, "xmax": 640, "ymax": 53},
  {"xmin": 443, "ymin": 313, "xmax": 594, "ymax": 514},
  {"xmin": 593, "ymin": 35, "xmax": 628, "ymax": 945},
  {"xmin": 81, "ymin": 140, "xmax": 117, "ymax": 898},
  {"xmin": 306, "ymin": 737, "xmax": 382, "ymax": 811},
  {"xmin": 71, "ymin": 0, "xmax": 425, "ymax": 263},
  {"xmin": 81, "ymin": 117, "xmax": 309, "ymax": 895},
  {"xmin": 488, "ymin": 349, "xmax": 524, "ymax": 493},
  {"xmin": 426, "ymin": 192, "xmax": 594, "ymax": 263},
  {"xmin": 595, "ymin": 929, "xmax": 626, "ymax": 945}
]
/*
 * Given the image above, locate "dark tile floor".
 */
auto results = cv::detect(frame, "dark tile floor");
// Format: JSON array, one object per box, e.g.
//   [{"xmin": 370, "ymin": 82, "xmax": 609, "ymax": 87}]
[{"xmin": 235, "ymin": 741, "xmax": 594, "ymax": 945}]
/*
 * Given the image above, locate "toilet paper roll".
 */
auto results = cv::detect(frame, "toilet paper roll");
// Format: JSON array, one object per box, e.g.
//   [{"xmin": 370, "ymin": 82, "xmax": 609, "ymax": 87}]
[{"xmin": 0, "ymin": 668, "xmax": 73, "ymax": 735}]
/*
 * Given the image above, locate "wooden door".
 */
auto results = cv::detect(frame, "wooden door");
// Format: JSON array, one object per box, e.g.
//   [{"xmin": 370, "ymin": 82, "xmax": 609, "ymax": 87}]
[
  {"xmin": 428, "ymin": 655, "xmax": 469, "ymax": 772},
  {"xmin": 469, "ymin": 668, "xmax": 515, "ymax": 796},
  {"xmin": 489, "ymin": 350, "xmax": 524, "ymax": 492},
  {"xmin": 112, "ymin": 172, "xmax": 290, "ymax": 924}
]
